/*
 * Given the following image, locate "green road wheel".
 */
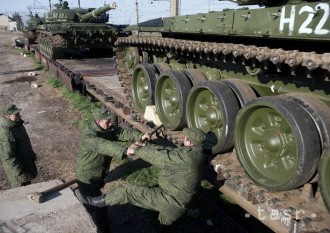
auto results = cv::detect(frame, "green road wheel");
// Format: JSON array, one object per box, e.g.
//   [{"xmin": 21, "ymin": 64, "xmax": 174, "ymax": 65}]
[
  {"xmin": 155, "ymin": 70, "xmax": 192, "ymax": 130},
  {"xmin": 123, "ymin": 47, "xmax": 140, "ymax": 75},
  {"xmin": 186, "ymin": 81, "xmax": 239, "ymax": 153},
  {"xmin": 182, "ymin": 69, "xmax": 207, "ymax": 85},
  {"xmin": 132, "ymin": 63, "xmax": 157, "ymax": 113},
  {"xmin": 283, "ymin": 93, "xmax": 330, "ymax": 151},
  {"xmin": 319, "ymin": 147, "xmax": 330, "ymax": 213},
  {"xmin": 153, "ymin": 63, "xmax": 171, "ymax": 73},
  {"xmin": 235, "ymin": 96, "xmax": 321, "ymax": 191},
  {"xmin": 222, "ymin": 79, "xmax": 256, "ymax": 107}
]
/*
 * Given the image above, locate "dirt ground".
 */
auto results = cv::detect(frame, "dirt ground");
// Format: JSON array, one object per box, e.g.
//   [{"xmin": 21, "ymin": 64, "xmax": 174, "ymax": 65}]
[{"xmin": 0, "ymin": 31, "xmax": 79, "ymax": 190}]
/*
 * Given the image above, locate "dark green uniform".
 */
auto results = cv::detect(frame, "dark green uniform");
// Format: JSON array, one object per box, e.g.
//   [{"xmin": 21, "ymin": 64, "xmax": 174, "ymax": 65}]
[
  {"xmin": 75, "ymin": 120, "xmax": 142, "ymax": 194},
  {"xmin": 104, "ymin": 144, "xmax": 207, "ymax": 225},
  {"xmin": 0, "ymin": 118, "xmax": 37, "ymax": 188}
]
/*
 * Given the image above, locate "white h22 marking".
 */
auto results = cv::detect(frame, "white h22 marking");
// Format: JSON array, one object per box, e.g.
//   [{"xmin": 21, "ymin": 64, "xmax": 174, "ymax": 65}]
[{"xmin": 279, "ymin": 3, "xmax": 329, "ymax": 35}]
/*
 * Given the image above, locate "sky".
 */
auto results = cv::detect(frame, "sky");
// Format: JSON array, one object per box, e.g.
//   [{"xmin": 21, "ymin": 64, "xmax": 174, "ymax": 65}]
[{"xmin": 0, "ymin": 0, "xmax": 253, "ymax": 25}]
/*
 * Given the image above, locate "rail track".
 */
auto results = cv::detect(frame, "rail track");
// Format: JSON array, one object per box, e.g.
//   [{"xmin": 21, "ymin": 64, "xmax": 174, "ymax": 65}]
[{"xmin": 25, "ymin": 42, "xmax": 330, "ymax": 233}]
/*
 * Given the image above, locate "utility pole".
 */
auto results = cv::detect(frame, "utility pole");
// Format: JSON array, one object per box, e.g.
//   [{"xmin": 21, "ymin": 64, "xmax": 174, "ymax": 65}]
[
  {"xmin": 49, "ymin": 0, "xmax": 52, "ymax": 11},
  {"xmin": 135, "ymin": 0, "xmax": 139, "ymax": 24},
  {"xmin": 78, "ymin": 0, "xmax": 81, "ymax": 8},
  {"xmin": 170, "ymin": 0, "xmax": 178, "ymax": 16}
]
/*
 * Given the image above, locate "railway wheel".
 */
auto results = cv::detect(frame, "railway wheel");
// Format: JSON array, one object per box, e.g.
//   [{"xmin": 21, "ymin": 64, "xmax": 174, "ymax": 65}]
[
  {"xmin": 155, "ymin": 70, "xmax": 192, "ymax": 130},
  {"xmin": 132, "ymin": 63, "xmax": 157, "ymax": 113},
  {"xmin": 319, "ymin": 147, "xmax": 330, "ymax": 213},
  {"xmin": 186, "ymin": 81, "xmax": 239, "ymax": 153},
  {"xmin": 235, "ymin": 96, "xmax": 320, "ymax": 191},
  {"xmin": 123, "ymin": 47, "xmax": 139, "ymax": 75}
]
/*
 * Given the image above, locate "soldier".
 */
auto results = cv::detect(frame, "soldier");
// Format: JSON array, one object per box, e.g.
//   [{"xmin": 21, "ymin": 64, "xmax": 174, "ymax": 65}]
[
  {"xmin": 0, "ymin": 104, "xmax": 38, "ymax": 188},
  {"xmin": 78, "ymin": 127, "xmax": 207, "ymax": 233},
  {"xmin": 74, "ymin": 108, "xmax": 150, "ymax": 231},
  {"xmin": 75, "ymin": 108, "xmax": 149, "ymax": 198}
]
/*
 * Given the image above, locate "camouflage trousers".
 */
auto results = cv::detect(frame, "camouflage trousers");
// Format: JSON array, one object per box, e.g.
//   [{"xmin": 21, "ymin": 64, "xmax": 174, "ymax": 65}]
[{"xmin": 105, "ymin": 185, "xmax": 186, "ymax": 225}]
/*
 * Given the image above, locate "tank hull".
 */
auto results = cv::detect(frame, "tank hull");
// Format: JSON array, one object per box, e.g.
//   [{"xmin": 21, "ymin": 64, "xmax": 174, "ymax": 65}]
[{"xmin": 116, "ymin": 0, "xmax": 330, "ymax": 215}]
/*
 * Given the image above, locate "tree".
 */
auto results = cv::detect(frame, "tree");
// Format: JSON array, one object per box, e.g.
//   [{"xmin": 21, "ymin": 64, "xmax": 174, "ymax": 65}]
[{"xmin": 11, "ymin": 12, "xmax": 24, "ymax": 31}]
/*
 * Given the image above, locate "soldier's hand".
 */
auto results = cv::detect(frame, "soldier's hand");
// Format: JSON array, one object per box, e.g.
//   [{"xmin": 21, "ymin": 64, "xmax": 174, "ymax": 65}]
[
  {"xmin": 141, "ymin": 132, "xmax": 151, "ymax": 142},
  {"xmin": 126, "ymin": 145, "xmax": 140, "ymax": 160},
  {"xmin": 134, "ymin": 140, "xmax": 146, "ymax": 147},
  {"xmin": 127, "ymin": 147, "xmax": 135, "ymax": 156}
]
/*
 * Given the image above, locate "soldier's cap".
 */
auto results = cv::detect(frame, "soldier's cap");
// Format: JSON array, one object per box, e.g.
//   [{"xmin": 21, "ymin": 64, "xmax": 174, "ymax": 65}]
[
  {"xmin": 93, "ymin": 109, "xmax": 114, "ymax": 121},
  {"xmin": 1, "ymin": 104, "xmax": 21, "ymax": 116},
  {"xmin": 183, "ymin": 128, "xmax": 206, "ymax": 146}
]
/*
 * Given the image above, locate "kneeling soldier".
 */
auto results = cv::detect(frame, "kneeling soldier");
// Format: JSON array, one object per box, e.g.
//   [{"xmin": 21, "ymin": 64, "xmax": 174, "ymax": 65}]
[{"xmin": 78, "ymin": 127, "xmax": 207, "ymax": 233}]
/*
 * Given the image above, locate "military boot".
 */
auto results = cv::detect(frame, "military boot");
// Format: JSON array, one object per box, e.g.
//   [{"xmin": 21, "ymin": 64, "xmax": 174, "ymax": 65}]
[
  {"xmin": 75, "ymin": 189, "xmax": 106, "ymax": 208},
  {"xmin": 87, "ymin": 195, "xmax": 106, "ymax": 208}
]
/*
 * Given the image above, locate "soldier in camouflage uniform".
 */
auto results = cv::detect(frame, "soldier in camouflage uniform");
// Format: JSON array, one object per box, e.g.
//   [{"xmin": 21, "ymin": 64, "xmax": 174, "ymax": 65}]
[
  {"xmin": 80, "ymin": 127, "xmax": 207, "ymax": 233},
  {"xmin": 0, "ymin": 104, "xmax": 38, "ymax": 188},
  {"xmin": 75, "ymin": 108, "xmax": 148, "ymax": 197},
  {"xmin": 75, "ymin": 108, "xmax": 149, "ymax": 232}
]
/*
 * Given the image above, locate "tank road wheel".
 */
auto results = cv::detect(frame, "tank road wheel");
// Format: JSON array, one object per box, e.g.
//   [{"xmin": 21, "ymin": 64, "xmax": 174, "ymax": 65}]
[
  {"xmin": 182, "ymin": 69, "xmax": 207, "ymax": 85},
  {"xmin": 235, "ymin": 96, "xmax": 321, "ymax": 191},
  {"xmin": 282, "ymin": 93, "xmax": 330, "ymax": 151},
  {"xmin": 186, "ymin": 81, "xmax": 239, "ymax": 153},
  {"xmin": 155, "ymin": 70, "xmax": 192, "ymax": 130},
  {"xmin": 319, "ymin": 147, "xmax": 330, "ymax": 213},
  {"xmin": 132, "ymin": 63, "xmax": 157, "ymax": 113},
  {"xmin": 222, "ymin": 79, "xmax": 257, "ymax": 107},
  {"xmin": 123, "ymin": 47, "xmax": 140, "ymax": 75}
]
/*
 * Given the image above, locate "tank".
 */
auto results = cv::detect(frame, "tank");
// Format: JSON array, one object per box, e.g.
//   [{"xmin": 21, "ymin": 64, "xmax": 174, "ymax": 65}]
[
  {"xmin": 36, "ymin": 0, "xmax": 119, "ymax": 59},
  {"xmin": 116, "ymin": 0, "xmax": 330, "ymax": 215},
  {"xmin": 23, "ymin": 12, "xmax": 44, "ymax": 45}
]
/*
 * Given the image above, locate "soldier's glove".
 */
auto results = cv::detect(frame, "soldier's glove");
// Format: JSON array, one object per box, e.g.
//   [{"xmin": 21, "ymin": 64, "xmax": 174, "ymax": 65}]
[{"xmin": 19, "ymin": 173, "xmax": 32, "ymax": 183}]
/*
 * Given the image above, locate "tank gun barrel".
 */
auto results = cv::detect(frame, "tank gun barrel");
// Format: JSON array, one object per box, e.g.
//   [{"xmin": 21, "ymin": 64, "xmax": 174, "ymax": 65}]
[{"xmin": 80, "ymin": 3, "xmax": 117, "ymax": 22}]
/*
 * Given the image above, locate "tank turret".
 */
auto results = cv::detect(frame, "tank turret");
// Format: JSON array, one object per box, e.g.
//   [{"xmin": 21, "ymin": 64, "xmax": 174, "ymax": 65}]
[
  {"xmin": 23, "ymin": 12, "xmax": 44, "ymax": 45},
  {"xmin": 36, "ymin": 1, "xmax": 121, "ymax": 59}
]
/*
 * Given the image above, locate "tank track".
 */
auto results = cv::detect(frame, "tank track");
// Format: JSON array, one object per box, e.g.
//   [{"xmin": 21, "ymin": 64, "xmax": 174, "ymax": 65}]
[
  {"xmin": 115, "ymin": 35, "xmax": 330, "ymax": 232},
  {"xmin": 23, "ymin": 31, "xmax": 36, "ymax": 45},
  {"xmin": 115, "ymin": 35, "xmax": 330, "ymax": 142},
  {"xmin": 38, "ymin": 32, "xmax": 67, "ymax": 60},
  {"xmin": 116, "ymin": 47, "xmax": 184, "ymax": 143},
  {"xmin": 116, "ymin": 36, "xmax": 330, "ymax": 73}
]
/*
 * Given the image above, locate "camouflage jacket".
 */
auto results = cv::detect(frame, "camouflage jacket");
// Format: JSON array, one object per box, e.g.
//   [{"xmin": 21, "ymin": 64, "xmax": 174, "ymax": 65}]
[
  {"xmin": 75, "ymin": 121, "xmax": 142, "ymax": 188},
  {"xmin": 135, "ymin": 144, "xmax": 207, "ymax": 207},
  {"xmin": 0, "ymin": 119, "xmax": 37, "ymax": 188}
]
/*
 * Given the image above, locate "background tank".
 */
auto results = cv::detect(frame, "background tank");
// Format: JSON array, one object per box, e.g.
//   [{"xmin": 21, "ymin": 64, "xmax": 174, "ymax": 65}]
[
  {"xmin": 116, "ymin": 0, "xmax": 330, "ymax": 215},
  {"xmin": 23, "ymin": 12, "xmax": 44, "ymax": 45},
  {"xmin": 36, "ymin": 0, "xmax": 121, "ymax": 59}
]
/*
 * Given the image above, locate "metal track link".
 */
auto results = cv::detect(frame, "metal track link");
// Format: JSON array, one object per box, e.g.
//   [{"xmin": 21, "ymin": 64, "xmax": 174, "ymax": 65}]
[{"xmin": 117, "ymin": 36, "xmax": 330, "ymax": 73}]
